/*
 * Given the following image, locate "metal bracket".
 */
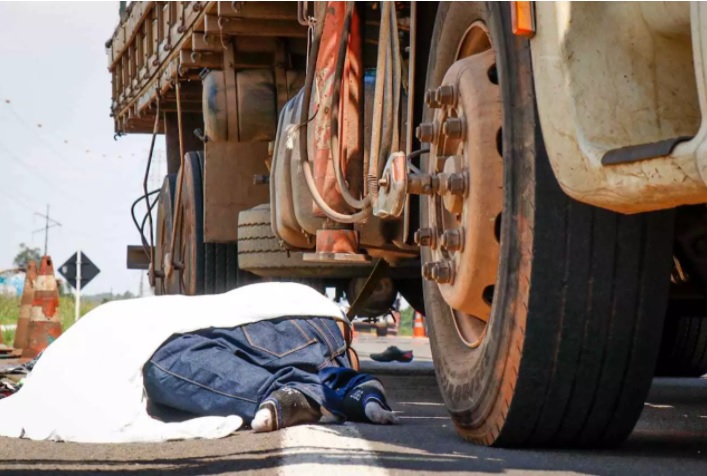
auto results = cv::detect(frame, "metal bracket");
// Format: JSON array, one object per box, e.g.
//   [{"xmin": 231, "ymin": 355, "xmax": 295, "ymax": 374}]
[
  {"xmin": 374, "ymin": 152, "xmax": 408, "ymax": 219},
  {"xmin": 346, "ymin": 259, "xmax": 391, "ymax": 320}
]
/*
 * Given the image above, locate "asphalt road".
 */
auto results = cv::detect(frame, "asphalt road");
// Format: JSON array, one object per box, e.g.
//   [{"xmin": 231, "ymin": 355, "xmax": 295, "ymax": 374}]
[{"xmin": 0, "ymin": 335, "xmax": 705, "ymax": 475}]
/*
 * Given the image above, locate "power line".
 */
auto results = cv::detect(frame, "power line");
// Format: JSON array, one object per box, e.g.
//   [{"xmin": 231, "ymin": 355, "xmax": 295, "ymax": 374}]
[
  {"xmin": 0, "ymin": 187, "xmax": 37, "ymax": 214},
  {"xmin": 2, "ymin": 99, "xmax": 85, "ymax": 165},
  {"xmin": 0, "ymin": 138, "xmax": 83, "ymax": 202},
  {"xmin": 2, "ymin": 98, "xmax": 167, "ymax": 163}
]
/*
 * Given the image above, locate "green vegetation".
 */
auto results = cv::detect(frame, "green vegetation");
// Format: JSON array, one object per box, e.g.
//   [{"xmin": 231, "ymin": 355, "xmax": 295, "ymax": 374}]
[
  {"xmin": 12, "ymin": 243, "xmax": 42, "ymax": 269},
  {"xmin": 398, "ymin": 306, "xmax": 414, "ymax": 337},
  {"xmin": 0, "ymin": 295, "xmax": 99, "ymax": 345}
]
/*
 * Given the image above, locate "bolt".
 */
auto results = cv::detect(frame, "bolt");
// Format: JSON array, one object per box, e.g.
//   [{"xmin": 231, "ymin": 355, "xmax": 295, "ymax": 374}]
[
  {"xmin": 440, "ymin": 229, "xmax": 464, "ymax": 252},
  {"xmin": 430, "ymin": 261, "xmax": 454, "ymax": 284},
  {"xmin": 378, "ymin": 172, "xmax": 391, "ymax": 192},
  {"xmin": 416, "ymin": 122, "xmax": 437, "ymax": 143},
  {"xmin": 437, "ymin": 85, "xmax": 457, "ymax": 106},
  {"xmin": 422, "ymin": 262, "xmax": 435, "ymax": 280},
  {"xmin": 446, "ymin": 173, "xmax": 467, "ymax": 196},
  {"xmin": 442, "ymin": 117, "xmax": 464, "ymax": 140},
  {"xmin": 424, "ymin": 89, "xmax": 441, "ymax": 108},
  {"xmin": 414, "ymin": 227, "xmax": 437, "ymax": 248}
]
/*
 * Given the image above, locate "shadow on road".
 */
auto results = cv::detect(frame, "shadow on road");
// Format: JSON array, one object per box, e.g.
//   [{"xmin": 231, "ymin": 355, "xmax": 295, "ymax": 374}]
[{"xmin": 0, "ymin": 378, "xmax": 705, "ymax": 475}]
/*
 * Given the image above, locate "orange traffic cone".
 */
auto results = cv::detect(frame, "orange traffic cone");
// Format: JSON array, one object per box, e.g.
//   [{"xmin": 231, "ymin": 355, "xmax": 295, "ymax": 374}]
[
  {"xmin": 13, "ymin": 260, "xmax": 38, "ymax": 351},
  {"xmin": 22, "ymin": 256, "xmax": 62, "ymax": 358},
  {"xmin": 413, "ymin": 312, "xmax": 427, "ymax": 338}
]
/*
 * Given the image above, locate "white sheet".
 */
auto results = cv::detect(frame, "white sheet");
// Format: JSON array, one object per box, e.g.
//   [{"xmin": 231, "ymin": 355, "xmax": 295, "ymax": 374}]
[{"xmin": 0, "ymin": 282, "xmax": 347, "ymax": 443}]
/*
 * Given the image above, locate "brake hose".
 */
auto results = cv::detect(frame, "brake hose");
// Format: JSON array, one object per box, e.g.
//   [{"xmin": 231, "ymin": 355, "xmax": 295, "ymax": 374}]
[
  {"xmin": 330, "ymin": 1, "xmax": 371, "ymax": 210},
  {"xmin": 298, "ymin": 4, "xmax": 371, "ymax": 224},
  {"xmin": 130, "ymin": 189, "xmax": 160, "ymax": 258},
  {"xmin": 367, "ymin": 2, "xmax": 392, "ymax": 201}
]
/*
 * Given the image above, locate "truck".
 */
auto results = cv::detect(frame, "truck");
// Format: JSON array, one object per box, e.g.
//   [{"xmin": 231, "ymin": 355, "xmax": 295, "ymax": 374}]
[{"xmin": 107, "ymin": 1, "xmax": 707, "ymax": 448}]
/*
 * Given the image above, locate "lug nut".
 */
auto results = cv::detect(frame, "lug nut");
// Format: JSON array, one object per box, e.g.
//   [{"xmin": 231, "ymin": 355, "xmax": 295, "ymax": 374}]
[
  {"xmin": 416, "ymin": 122, "xmax": 437, "ymax": 143},
  {"xmin": 446, "ymin": 173, "xmax": 467, "ymax": 196},
  {"xmin": 440, "ymin": 229, "xmax": 464, "ymax": 252},
  {"xmin": 414, "ymin": 227, "xmax": 437, "ymax": 248},
  {"xmin": 437, "ymin": 85, "xmax": 457, "ymax": 106},
  {"xmin": 424, "ymin": 89, "xmax": 441, "ymax": 108},
  {"xmin": 430, "ymin": 261, "xmax": 455, "ymax": 284},
  {"xmin": 422, "ymin": 262, "xmax": 436, "ymax": 280},
  {"xmin": 442, "ymin": 117, "xmax": 464, "ymax": 140}
]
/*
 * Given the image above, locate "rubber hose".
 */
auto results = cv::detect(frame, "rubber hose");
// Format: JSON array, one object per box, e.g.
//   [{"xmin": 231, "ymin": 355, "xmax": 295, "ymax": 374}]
[
  {"xmin": 298, "ymin": 4, "xmax": 371, "ymax": 224},
  {"xmin": 331, "ymin": 1, "xmax": 370, "ymax": 210},
  {"xmin": 368, "ymin": 2, "xmax": 392, "ymax": 200}
]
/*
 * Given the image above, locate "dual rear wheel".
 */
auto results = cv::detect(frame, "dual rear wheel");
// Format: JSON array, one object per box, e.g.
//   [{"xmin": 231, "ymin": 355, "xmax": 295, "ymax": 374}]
[{"xmin": 154, "ymin": 151, "xmax": 242, "ymax": 296}]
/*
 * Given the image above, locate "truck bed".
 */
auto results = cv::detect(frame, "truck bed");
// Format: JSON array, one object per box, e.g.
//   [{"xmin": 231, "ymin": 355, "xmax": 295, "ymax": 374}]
[{"xmin": 106, "ymin": 1, "xmax": 305, "ymax": 134}]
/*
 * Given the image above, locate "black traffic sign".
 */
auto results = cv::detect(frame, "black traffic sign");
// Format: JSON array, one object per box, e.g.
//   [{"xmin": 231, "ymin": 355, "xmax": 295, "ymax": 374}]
[{"xmin": 58, "ymin": 252, "xmax": 100, "ymax": 290}]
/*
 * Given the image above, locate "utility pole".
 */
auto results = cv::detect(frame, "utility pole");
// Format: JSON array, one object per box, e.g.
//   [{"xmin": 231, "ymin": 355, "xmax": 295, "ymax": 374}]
[{"xmin": 33, "ymin": 204, "xmax": 61, "ymax": 256}]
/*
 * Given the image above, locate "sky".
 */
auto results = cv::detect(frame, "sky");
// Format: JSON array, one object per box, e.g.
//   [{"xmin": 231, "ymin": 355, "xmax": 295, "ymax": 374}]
[{"xmin": 0, "ymin": 2, "xmax": 166, "ymax": 295}]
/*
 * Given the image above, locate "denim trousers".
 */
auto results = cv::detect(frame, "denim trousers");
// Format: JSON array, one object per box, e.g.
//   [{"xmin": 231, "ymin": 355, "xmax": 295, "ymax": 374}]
[{"xmin": 143, "ymin": 317, "xmax": 351, "ymax": 422}]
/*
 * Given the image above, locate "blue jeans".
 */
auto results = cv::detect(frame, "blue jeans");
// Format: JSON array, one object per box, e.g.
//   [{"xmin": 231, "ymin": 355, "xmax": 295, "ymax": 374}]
[{"xmin": 143, "ymin": 317, "xmax": 351, "ymax": 422}]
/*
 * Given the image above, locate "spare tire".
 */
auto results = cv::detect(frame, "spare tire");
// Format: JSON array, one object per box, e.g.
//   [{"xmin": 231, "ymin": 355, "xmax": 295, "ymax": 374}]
[{"xmin": 238, "ymin": 204, "xmax": 329, "ymax": 285}]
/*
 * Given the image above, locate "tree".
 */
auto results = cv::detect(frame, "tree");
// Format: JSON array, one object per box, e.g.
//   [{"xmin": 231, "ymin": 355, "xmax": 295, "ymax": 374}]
[
  {"xmin": 13, "ymin": 243, "xmax": 42, "ymax": 269},
  {"xmin": 121, "ymin": 291, "xmax": 135, "ymax": 300}
]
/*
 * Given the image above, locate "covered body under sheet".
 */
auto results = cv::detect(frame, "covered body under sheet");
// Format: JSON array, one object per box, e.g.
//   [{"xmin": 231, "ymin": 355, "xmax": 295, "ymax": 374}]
[{"xmin": 0, "ymin": 283, "xmax": 347, "ymax": 443}]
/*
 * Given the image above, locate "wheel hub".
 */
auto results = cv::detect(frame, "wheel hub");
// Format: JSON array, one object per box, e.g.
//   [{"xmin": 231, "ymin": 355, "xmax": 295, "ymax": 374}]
[{"xmin": 419, "ymin": 23, "xmax": 503, "ymax": 345}]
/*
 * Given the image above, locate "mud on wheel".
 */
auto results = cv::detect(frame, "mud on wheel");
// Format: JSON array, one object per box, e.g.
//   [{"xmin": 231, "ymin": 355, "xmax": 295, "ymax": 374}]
[
  {"xmin": 155, "ymin": 174, "xmax": 177, "ymax": 295},
  {"xmin": 170, "ymin": 151, "xmax": 206, "ymax": 296},
  {"xmin": 420, "ymin": 2, "xmax": 674, "ymax": 447}
]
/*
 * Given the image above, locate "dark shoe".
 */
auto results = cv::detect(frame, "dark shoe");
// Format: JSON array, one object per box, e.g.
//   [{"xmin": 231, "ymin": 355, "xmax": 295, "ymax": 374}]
[
  {"xmin": 370, "ymin": 346, "xmax": 413, "ymax": 363},
  {"xmin": 253, "ymin": 387, "xmax": 322, "ymax": 432}
]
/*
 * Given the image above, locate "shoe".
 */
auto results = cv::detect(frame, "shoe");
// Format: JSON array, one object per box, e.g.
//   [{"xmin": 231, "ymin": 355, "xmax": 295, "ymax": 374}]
[
  {"xmin": 252, "ymin": 387, "xmax": 322, "ymax": 432},
  {"xmin": 370, "ymin": 346, "xmax": 413, "ymax": 363}
]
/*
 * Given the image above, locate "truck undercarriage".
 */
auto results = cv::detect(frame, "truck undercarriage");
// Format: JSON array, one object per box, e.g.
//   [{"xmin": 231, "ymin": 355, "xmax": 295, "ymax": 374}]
[{"xmin": 109, "ymin": 1, "xmax": 707, "ymax": 448}]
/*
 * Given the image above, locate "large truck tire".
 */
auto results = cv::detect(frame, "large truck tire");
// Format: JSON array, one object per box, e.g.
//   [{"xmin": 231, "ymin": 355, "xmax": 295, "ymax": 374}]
[
  {"xmin": 193, "ymin": 150, "xmax": 239, "ymax": 295},
  {"xmin": 656, "ymin": 300, "xmax": 707, "ymax": 376},
  {"xmin": 420, "ymin": 2, "xmax": 674, "ymax": 448},
  {"xmin": 204, "ymin": 243, "xmax": 239, "ymax": 294}
]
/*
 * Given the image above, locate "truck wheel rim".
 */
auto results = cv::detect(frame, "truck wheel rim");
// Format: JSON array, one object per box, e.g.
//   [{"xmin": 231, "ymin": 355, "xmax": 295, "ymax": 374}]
[
  {"xmin": 426, "ymin": 22, "xmax": 503, "ymax": 348},
  {"xmin": 156, "ymin": 193, "xmax": 171, "ymax": 295},
  {"xmin": 179, "ymin": 169, "xmax": 198, "ymax": 295}
]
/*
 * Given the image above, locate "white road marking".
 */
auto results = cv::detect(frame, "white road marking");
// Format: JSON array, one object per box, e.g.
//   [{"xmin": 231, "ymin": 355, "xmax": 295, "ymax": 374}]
[{"xmin": 277, "ymin": 423, "xmax": 388, "ymax": 476}]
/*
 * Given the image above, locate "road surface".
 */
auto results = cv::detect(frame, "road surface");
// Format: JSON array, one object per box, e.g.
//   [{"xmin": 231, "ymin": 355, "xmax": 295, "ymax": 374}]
[{"xmin": 0, "ymin": 335, "xmax": 705, "ymax": 475}]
